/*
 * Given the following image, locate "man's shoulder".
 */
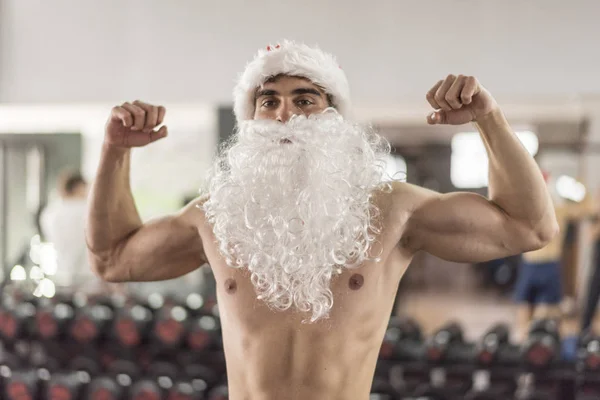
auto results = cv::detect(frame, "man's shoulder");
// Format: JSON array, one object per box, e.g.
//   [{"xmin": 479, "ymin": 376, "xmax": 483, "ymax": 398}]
[
  {"xmin": 177, "ymin": 194, "xmax": 210, "ymax": 227},
  {"xmin": 384, "ymin": 181, "xmax": 432, "ymax": 209}
]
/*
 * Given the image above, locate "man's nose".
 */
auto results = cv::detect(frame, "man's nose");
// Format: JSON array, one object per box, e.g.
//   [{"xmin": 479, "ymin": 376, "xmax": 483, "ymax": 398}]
[{"xmin": 276, "ymin": 101, "xmax": 298, "ymax": 123}]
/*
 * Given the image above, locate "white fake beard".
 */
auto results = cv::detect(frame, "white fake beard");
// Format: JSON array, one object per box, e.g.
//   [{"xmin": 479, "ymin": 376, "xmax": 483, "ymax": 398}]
[{"xmin": 203, "ymin": 109, "xmax": 391, "ymax": 322}]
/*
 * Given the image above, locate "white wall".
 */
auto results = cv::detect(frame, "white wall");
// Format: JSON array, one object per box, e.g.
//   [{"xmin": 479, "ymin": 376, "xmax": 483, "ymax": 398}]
[
  {"xmin": 1, "ymin": 0, "xmax": 599, "ymax": 107},
  {"xmin": 0, "ymin": 104, "xmax": 217, "ymax": 218}
]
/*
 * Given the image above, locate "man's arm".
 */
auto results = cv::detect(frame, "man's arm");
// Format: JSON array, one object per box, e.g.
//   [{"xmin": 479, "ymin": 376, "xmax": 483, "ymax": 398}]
[
  {"xmin": 86, "ymin": 101, "xmax": 207, "ymax": 282},
  {"xmin": 397, "ymin": 75, "xmax": 558, "ymax": 262}
]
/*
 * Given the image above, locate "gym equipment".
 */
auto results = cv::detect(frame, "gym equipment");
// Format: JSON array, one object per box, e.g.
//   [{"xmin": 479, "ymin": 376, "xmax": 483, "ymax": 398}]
[
  {"xmin": 87, "ymin": 376, "xmax": 127, "ymax": 400},
  {"xmin": 425, "ymin": 322, "xmax": 473, "ymax": 364},
  {"xmin": 425, "ymin": 322, "xmax": 474, "ymax": 397},
  {"xmin": 112, "ymin": 303, "xmax": 153, "ymax": 349},
  {"xmin": 3, "ymin": 368, "xmax": 40, "ymax": 400},
  {"xmin": 473, "ymin": 323, "xmax": 518, "ymax": 397},
  {"xmin": 151, "ymin": 304, "xmax": 188, "ymax": 353},
  {"xmin": 521, "ymin": 319, "xmax": 560, "ymax": 369},
  {"xmin": 575, "ymin": 330, "xmax": 600, "ymax": 400},
  {"xmin": 130, "ymin": 378, "xmax": 163, "ymax": 400},
  {"xmin": 187, "ymin": 314, "xmax": 221, "ymax": 353},
  {"xmin": 46, "ymin": 370, "xmax": 89, "ymax": 400},
  {"xmin": 69, "ymin": 303, "xmax": 114, "ymax": 345},
  {"xmin": 380, "ymin": 316, "xmax": 423, "ymax": 361}
]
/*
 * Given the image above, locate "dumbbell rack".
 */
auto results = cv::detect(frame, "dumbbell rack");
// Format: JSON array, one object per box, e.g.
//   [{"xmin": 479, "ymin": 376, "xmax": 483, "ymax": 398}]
[
  {"xmin": 0, "ymin": 288, "xmax": 226, "ymax": 400},
  {"xmin": 375, "ymin": 318, "xmax": 600, "ymax": 400},
  {"xmin": 1, "ymin": 288, "xmax": 600, "ymax": 400}
]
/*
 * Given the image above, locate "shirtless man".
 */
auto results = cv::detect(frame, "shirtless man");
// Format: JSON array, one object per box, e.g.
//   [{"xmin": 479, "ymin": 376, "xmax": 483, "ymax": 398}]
[{"xmin": 86, "ymin": 41, "xmax": 558, "ymax": 400}]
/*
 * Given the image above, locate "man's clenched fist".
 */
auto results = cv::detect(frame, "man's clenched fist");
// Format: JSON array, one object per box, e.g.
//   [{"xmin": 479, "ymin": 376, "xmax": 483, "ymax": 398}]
[
  {"xmin": 426, "ymin": 75, "xmax": 498, "ymax": 126},
  {"xmin": 105, "ymin": 101, "xmax": 168, "ymax": 147}
]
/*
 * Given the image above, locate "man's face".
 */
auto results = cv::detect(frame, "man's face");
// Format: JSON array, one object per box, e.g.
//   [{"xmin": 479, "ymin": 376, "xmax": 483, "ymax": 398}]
[{"xmin": 253, "ymin": 75, "xmax": 330, "ymax": 122}]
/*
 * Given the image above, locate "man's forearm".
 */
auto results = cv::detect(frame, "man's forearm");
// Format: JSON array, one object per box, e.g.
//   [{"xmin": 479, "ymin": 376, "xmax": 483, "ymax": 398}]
[
  {"xmin": 476, "ymin": 108, "xmax": 556, "ymax": 231},
  {"xmin": 85, "ymin": 143, "xmax": 143, "ymax": 258}
]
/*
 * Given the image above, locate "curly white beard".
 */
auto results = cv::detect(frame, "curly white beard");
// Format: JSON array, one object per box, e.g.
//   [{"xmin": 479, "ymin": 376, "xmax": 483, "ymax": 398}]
[{"xmin": 203, "ymin": 109, "xmax": 391, "ymax": 322}]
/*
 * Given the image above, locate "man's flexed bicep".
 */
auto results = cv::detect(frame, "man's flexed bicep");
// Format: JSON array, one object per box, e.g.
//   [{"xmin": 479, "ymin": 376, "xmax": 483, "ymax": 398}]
[
  {"xmin": 394, "ymin": 183, "xmax": 557, "ymax": 263},
  {"xmin": 89, "ymin": 197, "xmax": 208, "ymax": 282}
]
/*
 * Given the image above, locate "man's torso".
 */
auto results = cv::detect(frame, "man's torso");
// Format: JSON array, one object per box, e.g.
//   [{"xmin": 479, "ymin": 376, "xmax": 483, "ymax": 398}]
[{"xmin": 194, "ymin": 190, "xmax": 413, "ymax": 400}]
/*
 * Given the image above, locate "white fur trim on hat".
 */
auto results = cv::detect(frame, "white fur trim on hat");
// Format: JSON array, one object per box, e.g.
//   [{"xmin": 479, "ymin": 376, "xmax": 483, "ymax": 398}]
[{"xmin": 233, "ymin": 40, "xmax": 351, "ymax": 125}]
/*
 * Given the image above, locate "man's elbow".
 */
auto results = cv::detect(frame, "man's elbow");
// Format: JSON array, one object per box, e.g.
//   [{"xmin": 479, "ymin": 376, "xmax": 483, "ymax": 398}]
[
  {"xmin": 88, "ymin": 250, "xmax": 130, "ymax": 283},
  {"xmin": 520, "ymin": 216, "xmax": 560, "ymax": 252}
]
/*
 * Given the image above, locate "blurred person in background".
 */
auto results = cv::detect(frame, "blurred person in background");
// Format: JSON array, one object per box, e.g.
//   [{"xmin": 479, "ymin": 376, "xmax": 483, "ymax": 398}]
[
  {"xmin": 514, "ymin": 172, "xmax": 596, "ymax": 339},
  {"xmin": 86, "ymin": 41, "xmax": 558, "ymax": 400},
  {"xmin": 581, "ymin": 196, "xmax": 600, "ymax": 332},
  {"xmin": 41, "ymin": 170, "xmax": 118, "ymax": 294}
]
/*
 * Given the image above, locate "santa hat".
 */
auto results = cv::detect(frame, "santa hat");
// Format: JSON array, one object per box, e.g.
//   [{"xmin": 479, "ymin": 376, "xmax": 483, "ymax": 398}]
[{"xmin": 233, "ymin": 40, "xmax": 351, "ymax": 125}]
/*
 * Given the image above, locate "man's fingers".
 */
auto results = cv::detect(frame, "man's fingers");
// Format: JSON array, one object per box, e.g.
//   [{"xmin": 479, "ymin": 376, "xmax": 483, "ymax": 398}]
[
  {"xmin": 426, "ymin": 80, "xmax": 443, "ymax": 109},
  {"xmin": 121, "ymin": 102, "xmax": 146, "ymax": 131},
  {"xmin": 123, "ymin": 126, "xmax": 168, "ymax": 147},
  {"xmin": 133, "ymin": 100, "xmax": 159, "ymax": 132},
  {"xmin": 445, "ymin": 75, "xmax": 466, "ymax": 109},
  {"xmin": 157, "ymin": 106, "xmax": 166, "ymax": 125},
  {"xmin": 427, "ymin": 110, "xmax": 446, "ymax": 125},
  {"xmin": 434, "ymin": 74, "xmax": 456, "ymax": 111},
  {"xmin": 151, "ymin": 125, "xmax": 168, "ymax": 142},
  {"xmin": 111, "ymin": 106, "xmax": 133, "ymax": 128},
  {"xmin": 460, "ymin": 76, "xmax": 479, "ymax": 105}
]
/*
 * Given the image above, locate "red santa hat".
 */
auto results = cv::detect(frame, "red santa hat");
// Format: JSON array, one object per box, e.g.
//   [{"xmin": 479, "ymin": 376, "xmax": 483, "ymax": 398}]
[{"xmin": 233, "ymin": 40, "xmax": 351, "ymax": 125}]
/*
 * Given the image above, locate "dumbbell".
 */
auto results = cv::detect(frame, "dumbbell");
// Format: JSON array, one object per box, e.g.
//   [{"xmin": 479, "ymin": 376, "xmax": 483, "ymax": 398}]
[
  {"xmin": 471, "ymin": 323, "xmax": 518, "ymax": 397},
  {"xmin": 112, "ymin": 303, "xmax": 153, "ymax": 349},
  {"xmin": 475, "ymin": 323, "xmax": 510, "ymax": 366},
  {"xmin": 46, "ymin": 371, "xmax": 90, "ymax": 400},
  {"xmin": 521, "ymin": 319, "xmax": 560, "ymax": 369},
  {"xmin": 87, "ymin": 376, "xmax": 126, "ymax": 400},
  {"xmin": 3, "ymin": 368, "xmax": 40, "ymax": 400},
  {"xmin": 67, "ymin": 302, "xmax": 113, "ymax": 373},
  {"xmin": 378, "ymin": 317, "xmax": 427, "ymax": 394},
  {"xmin": 151, "ymin": 304, "xmax": 189, "ymax": 352},
  {"xmin": 186, "ymin": 314, "xmax": 220, "ymax": 353},
  {"xmin": 426, "ymin": 322, "xmax": 473, "ymax": 364},
  {"xmin": 32, "ymin": 301, "xmax": 76, "ymax": 369},
  {"xmin": 130, "ymin": 378, "xmax": 163, "ymax": 400},
  {"xmin": 0, "ymin": 300, "xmax": 36, "ymax": 345},
  {"xmin": 70, "ymin": 303, "xmax": 114, "ymax": 345},
  {"xmin": 380, "ymin": 316, "xmax": 424, "ymax": 361},
  {"xmin": 578, "ymin": 330, "xmax": 600, "ymax": 372},
  {"xmin": 35, "ymin": 301, "xmax": 75, "ymax": 342},
  {"xmin": 425, "ymin": 322, "xmax": 475, "ymax": 397},
  {"xmin": 575, "ymin": 330, "xmax": 600, "ymax": 400}
]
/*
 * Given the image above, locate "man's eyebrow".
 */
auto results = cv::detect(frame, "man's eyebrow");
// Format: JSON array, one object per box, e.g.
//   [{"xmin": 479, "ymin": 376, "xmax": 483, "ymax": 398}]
[
  {"xmin": 291, "ymin": 88, "xmax": 322, "ymax": 97},
  {"xmin": 255, "ymin": 89, "xmax": 278, "ymax": 99},
  {"xmin": 255, "ymin": 88, "xmax": 323, "ymax": 100}
]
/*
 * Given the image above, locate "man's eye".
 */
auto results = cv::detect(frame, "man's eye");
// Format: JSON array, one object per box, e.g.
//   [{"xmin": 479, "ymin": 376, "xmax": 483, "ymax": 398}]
[
  {"xmin": 296, "ymin": 99, "xmax": 314, "ymax": 106},
  {"xmin": 262, "ymin": 100, "xmax": 277, "ymax": 108}
]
